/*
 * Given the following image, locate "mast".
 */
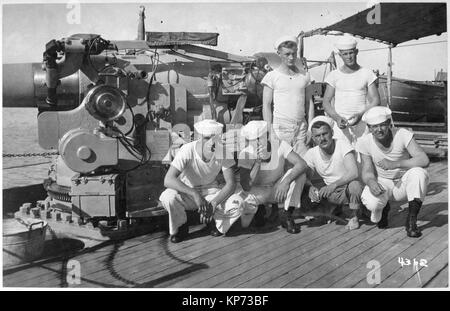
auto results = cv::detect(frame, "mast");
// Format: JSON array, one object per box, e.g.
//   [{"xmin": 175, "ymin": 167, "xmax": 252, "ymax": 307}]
[{"xmin": 137, "ymin": 6, "xmax": 146, "ymax": 40}]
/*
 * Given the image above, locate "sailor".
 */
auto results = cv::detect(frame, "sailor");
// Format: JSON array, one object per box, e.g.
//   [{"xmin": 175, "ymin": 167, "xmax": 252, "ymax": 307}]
[
  {"xmin": 261, "ymin": 35, "xmax": 314, "ymax": 157},
  {"xmin": 303, "ymin": 116, "xmax": 363, "ymax": 230},
  {"xmin": 356, "ymin": 107, "xmax": 430, "ymax": 237},
  {"xmin": 322, "ymin": 36, "xmax": 381, "ymax": 146},
  {"xmin": 159, "ymin": 119, "xmax": 236, "ymax": 243},
  {"xmin": 215, "ymin": 121, "xmax": 308, "ymax": 235}
]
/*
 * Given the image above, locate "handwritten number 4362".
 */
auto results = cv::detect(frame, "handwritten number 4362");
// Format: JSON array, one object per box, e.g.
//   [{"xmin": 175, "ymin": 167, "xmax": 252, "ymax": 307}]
[{"xmin": 398, "ymin": 257, "xmax": 428, "ymax": 268}]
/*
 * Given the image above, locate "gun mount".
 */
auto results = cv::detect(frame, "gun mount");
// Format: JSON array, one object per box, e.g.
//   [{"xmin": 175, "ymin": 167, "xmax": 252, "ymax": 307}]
[{"xmin": 3, "ymin": 6, "xmax": 278, "ymax": 243}]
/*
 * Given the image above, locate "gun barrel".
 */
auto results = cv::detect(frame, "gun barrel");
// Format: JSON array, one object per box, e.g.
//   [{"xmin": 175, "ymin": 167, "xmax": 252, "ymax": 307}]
[
  {"xmin": 3, "ymin": 63, "xmax": 38, "ymax": 107},
  {"xmin": 3, "ymin": 63, "xmax": 81, "ymax": 108}
]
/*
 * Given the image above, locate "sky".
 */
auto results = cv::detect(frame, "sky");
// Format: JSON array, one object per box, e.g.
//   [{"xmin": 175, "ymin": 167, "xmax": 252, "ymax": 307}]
[{"xmin": 1, "ymin": 0, "xmax": 448, "ymax": 81}]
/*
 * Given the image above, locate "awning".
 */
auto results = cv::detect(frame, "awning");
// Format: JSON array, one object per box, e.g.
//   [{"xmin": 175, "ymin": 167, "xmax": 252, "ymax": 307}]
[
  {"xmin": 146, "ymin": 32, "xmax": 219, "ymax": 46},
  {"xmin": 305, "ymin": 3, "xmax": 446, "ymax": 46}
]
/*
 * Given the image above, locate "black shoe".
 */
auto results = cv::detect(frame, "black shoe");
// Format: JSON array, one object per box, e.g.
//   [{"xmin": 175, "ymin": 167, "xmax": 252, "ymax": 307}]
[
  {"xmin": 377, "ymin": 203, "xmax": 390, "ymax": 229},
  {"xmin": 281, "ymin": 207, "xmax": 300, "ymax": 234},
  {"xmin": 406, "ymin": 199, "xmax": 422, "ymax": 238},
  {"xmin": 267, "ymin": 204, "xmax": 279, "ymax": 223},
  {"xmin": 170, "ymin": 222, "xmax": 189, "ymax": 243},
  {"xmin": 210, "ymin": 226, "xmax": 223, "ymax": 237},
  {"xmin": 254, "ymin": 205, "xmax": 267, "ymax": 227}
]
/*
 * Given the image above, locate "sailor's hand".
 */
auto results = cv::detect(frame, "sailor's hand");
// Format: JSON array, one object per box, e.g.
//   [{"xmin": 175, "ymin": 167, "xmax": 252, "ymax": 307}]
[
  {"xmin": 318, "ymin": 183, "xmax": 337, "ymax": 199},
  {"xmin": 275, "ymin": 180, "xmax": 289, "ymax": 203},
  {"xmin": 347, "ymin": 113, "xmax": 362, "ymax": 126},
  {"xmin": 256, "ymin": 144, "xmax": 271, "ymax": 161},
  {"xmin": 377, "ymin": 159, "xmax": 398, "ymax": 170},
  {"xmin": 192, "ymin": 191, "xmax": 208, "ymax": 210},
  {"xmin": 337, "ymin": 116, "xmax": 348, "ymax": 129},
  {"xmin": 308, "ymin": 186, "xmax": 320, "ymax": 203},
  {"xmin": 367, "ymin": 179, "xmax": 385, "ymax": 196},
  {"xmin": 199, "ymin": 201, "xmax": 214, "ymax": 224}
]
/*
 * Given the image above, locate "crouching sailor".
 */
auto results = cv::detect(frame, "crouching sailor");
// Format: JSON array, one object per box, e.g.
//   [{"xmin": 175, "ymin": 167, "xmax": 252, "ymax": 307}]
[
  {"xmin": 356, "ymin": 107, "xmax": 430, "ymax": 237},
  {"xmin": 159, "ymin": 119, "xmax": 236, "ymax": 243},
  {"xmin": 216, "ymin": 121, "xmax": 308, "ymax": 235},
  {"xmin": 303, "ymin": 116, "xmax": 363, "ymax": 230}
]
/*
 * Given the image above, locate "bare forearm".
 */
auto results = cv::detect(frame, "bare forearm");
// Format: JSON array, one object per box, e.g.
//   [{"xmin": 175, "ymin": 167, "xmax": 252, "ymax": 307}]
[
  {"xmin": 165, "ymin": 178, "xmax": 197, "ymax": 197},
  {"xmin": 322, "ymin": 99, "xmax": 340, "ymax": 121},
  {"xmin": 283, "ymin": 163, "xmax": 307, "ymax": 185},
  {"xmin": 331, "ymin": 172, "xmax": 358, "ymax": 188},
  {"xmin": 263, "ymin": 105, "xmax": 272, "ymax": 126},
  {"xmin": 210, "ymin": 182, "xmax": 236, "ymax": 206},
  {"xmin": 362, "ymin": 170, "xmax": 378, "ymax": 185},
  {"xmin": 308, "ymin": 97, "xmax": 315, "ymax": 124},
  {"xmin": 395, "ymin": 156, "xmax": 430, "ymax": 169}
]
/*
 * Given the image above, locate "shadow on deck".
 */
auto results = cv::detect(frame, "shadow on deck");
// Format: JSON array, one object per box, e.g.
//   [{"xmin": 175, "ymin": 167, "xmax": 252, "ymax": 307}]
[{"xmin": 3, "ymin": 161, "xmax": 448, "ymax": 289}]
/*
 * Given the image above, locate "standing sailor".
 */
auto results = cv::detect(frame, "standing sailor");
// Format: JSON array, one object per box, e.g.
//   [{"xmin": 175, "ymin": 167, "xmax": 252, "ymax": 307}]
[
  {"xmin": 261, "ymin": 35, "xmax": 314, "ymax": 156},
  {"xmin": 322, "ymin": 36, "xmax": 381, "ymax": 146},
  {"xmin": 159, "ymin": 119, "xmax": 236, "ymax": 243}
]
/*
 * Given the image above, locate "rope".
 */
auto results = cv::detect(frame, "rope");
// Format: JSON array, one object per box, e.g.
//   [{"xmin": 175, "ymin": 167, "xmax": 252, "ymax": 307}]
[{"xmin": 3, "ymin": 151, "xmax": 59, "ymax": 158}]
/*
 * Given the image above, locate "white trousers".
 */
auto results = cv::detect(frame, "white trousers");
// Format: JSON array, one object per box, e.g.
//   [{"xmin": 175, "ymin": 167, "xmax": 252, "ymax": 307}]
[
  {"xmin": 246, "ymin": 170, "xmax": 307, "ymax": 211},
  {"xmin": 333, "ymin": 121, "xmax": 368, "ymax": 147},
  {"xmin": 159, "ymin": 185, "xmax": 220, "ymax": 235},
  {"xmin": 273, "ymin": 116, "xmax": 308, "ymax": 156},
  {"xmin": 361, "ymin": 167, "xmax": 429, "ymax": 213}
]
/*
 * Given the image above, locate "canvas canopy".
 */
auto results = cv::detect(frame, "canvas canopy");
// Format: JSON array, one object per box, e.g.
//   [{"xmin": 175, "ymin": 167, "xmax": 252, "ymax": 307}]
[
  {"xmin": 305, "ymin": 3, "xmax": 446, "ymax": 46},
  {"xmin": 146, "ymin": 32, "xmax": 219, "ymax": 46}
]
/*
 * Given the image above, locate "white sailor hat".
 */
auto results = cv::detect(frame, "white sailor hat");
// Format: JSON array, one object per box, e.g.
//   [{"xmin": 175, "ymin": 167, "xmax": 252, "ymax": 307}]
[
  {"xmin": 241, "ymin": 120, "xmax": 268, "ymax": 140},
  {"xmin": 214, "ymin": 194, "xmax": 244, "ymax": 234},
  {"xmin": 194, "ymin": 119, "xmax": 223, "ymax": 136},
  {"xmin": 308, "ymin": 115, "xmax": 335, "ymax": 132},
  {"xmin": 362, "ymin": 106, "xmax": 392, "ymax": 125},
  {"xmin": 335, "ymin": 36, "xmax": 357, "ymax": 50},
  {"xmin": 274, "ymin": 35, "xmax": 298, "ymax": 50}
]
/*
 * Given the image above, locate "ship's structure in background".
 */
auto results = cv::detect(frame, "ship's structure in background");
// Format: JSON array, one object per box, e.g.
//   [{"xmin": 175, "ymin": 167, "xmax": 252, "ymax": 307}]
[
  {"xmin": 1, "ymin": 3, "xmax": 447, "ymax": 253},
  {"xmin": 300, "ymin": 2, "xmax": 447, "ymax": 155},
  {"xmin": 302, "ymin": 2, "xmax": 447, "ymax": 122},
  {"xmin": 2, "ymin": 6, "xmax": 276, "ymax": 245}
]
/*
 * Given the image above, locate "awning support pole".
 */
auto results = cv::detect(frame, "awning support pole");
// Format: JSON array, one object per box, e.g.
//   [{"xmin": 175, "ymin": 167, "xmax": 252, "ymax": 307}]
[
  {"xmin": 387, "ymin": 44, "xmax": 393, "ymax": 107},
  {"xmin": 298, "ymin": 32, "xmax": 306, "ymax": 70}
]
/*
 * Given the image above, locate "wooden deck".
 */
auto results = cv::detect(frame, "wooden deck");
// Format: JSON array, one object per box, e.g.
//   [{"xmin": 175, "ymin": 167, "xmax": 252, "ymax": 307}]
[{"xmin": 3, "ymin": 160, "xmax": 448, "ymax": 288}]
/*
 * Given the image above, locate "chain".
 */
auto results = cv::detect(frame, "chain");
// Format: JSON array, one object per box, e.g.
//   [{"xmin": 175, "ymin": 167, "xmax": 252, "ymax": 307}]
[{"xmin": 3, "ymin": 151, "xmax": 59, "ymax": 158}]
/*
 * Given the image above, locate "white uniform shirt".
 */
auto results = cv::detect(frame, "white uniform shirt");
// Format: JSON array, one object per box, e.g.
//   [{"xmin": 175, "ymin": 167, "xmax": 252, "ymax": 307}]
[
  {"xmin": 171, "ymin": 140, "xmax": 234, "ymax": 188},
  {"xmin": 325, "ymin": 67, "xmax": 377, "ymax": 119},
  {"xmin": 238, "ymin": 139, "xmax": 293, "ymax": 185},
  {"xmin": 356, "ymin": 128, "xmax": 413, "ymax": 180},
  {"xmin": 261, "ymin": 69, "xmax": 310, "ymax": 121},
  {"xmin": 303, "ymin": 139, "xmax": 354, "ymax": 185}
]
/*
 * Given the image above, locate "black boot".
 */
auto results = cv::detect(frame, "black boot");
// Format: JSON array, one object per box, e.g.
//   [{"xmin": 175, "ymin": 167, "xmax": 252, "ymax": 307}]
[
  {"xmin": 254, "ymin": 204, "xmax": 267, "ymax": 227},
  {"xmin": 281, "ymin": 206, "xmax": 300, "ymax": 234},
  {"xmin": 377, "ymin": 203, "xmax": 390, "ymax": 229},
  {"xmin": 267, "ymin": 204, "xmax": 279, "ymax": 223},
  {"xmin": 406, "ymin": 199, "xmax": 422, "ymax": 238},
  {"xmin": 170, "ymin": 222, "xmax": 189, "ymax": 243},
  {"xmin": 209, "ymin": 220, "xmax": 223, "ymax": 237}
]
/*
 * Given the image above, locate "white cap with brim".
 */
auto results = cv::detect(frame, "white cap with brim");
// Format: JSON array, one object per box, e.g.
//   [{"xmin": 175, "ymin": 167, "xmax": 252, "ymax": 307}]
[
  {"xmin": 194, "ymin": 119, "xmax": 223, "ymax": 136},
  {"xmin": 214, "ymin": 194, "xmax": 243, "ymax": 234},
  {"xmin": 308, "ymin": 115, "xmax": 335, "ymax": 132},
  {"xmin": 335, "ymin": 36, "xmax": 357, "ymax": 50},
  {"xmin": 241, "ymin": 120, "xmax": 268, "ymax": 140},
  {"xmin": 274, "ymin": 35, "xmax": 298, "ymax": 50},
  {"xmin": 362, "ymin": 106, "xmax": 392, "ymax": 125}
]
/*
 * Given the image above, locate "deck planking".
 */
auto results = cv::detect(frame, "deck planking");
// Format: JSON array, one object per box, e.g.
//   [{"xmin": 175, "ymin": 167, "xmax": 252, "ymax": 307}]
[{"xmin": 3, "ymin": 161, "xmax": 448, "ymax": 288}]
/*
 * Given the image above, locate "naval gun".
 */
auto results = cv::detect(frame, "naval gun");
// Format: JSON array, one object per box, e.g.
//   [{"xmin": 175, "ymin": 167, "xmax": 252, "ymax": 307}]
[{"xmin": 3, "ymin": 6, "xmax": 276, "ymax": 241}]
